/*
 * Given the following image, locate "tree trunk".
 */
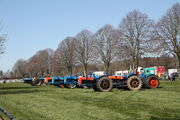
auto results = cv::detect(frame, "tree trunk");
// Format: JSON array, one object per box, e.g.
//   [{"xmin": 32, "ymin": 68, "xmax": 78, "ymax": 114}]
[
  {"xmin": 67, "ymin": 66, "xmax": 73, "ymax": 75},
  {"xmin": 104, "ymin": 62, "xmax": 110, "ymax": 74},
  {"xmin": 136, "ymin": 58, "xmax": 139, "ymax": 72},
  {"xmin": 131, "ymin": 57, "xmax": 136, "ymax": 72},
  {"xmin": 83, "ymin": 64, "xmax": 88, "ymax": 77}
]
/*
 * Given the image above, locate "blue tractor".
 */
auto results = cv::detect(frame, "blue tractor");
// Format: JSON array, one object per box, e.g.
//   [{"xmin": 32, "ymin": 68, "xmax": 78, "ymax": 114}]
[
  {"xmin": 78, "ymin": 72, "xmax": 143, "ymax": 92},
  {"xmin": 48, "ymin": 76, "xmax": 78, "ymax": 88},
  {"xmin": 23, "ymin": 77, "xmax": 44, "ymax": 86}
]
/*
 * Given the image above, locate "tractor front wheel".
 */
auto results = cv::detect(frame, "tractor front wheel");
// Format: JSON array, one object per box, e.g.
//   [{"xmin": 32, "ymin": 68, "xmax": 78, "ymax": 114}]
[
  {"xmin": 64, "ymin": 84, "xmax": 77, "ymax": 89},
  {"xmin": 31, "ymin": 78, "xmax": 41, "ymax": 86},
  {"xmin": 146, "ymin": 76, "xmax": 159, "ymax": 88},
  {"xmin": 96, "ymin": 77, "xmax": 113, "ymax": 92},
  {"xmin": 127, "ymin": 76, "xmax": 142, "ymax": 91},
  {"xmin": 92, "ymin": 84, "xmax": 99, "ymax": 92}
]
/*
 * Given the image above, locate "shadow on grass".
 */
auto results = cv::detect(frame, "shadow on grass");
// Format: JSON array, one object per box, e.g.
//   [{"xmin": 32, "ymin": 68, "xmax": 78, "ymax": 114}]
[
  {"xmin": 0, "ymin": 89, "xmax": 44, "ymax": 95},
  {"xmin": 157, "ymin": 86, "xmax": 163, "ymax": 89},
  {"xmin": 140, "ymin": 86, "xmax": 163, "ymax": 90},
  {"xmin": 150, "ymin": 116, "xmax": 180, "ymax": 120},
  {"xmin": 0, "ymin": 86, "xmax": 36, "ymax": 90}
]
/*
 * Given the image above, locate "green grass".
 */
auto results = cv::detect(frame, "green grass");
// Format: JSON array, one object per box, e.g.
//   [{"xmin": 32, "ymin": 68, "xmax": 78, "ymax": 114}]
[{"xmin": 0, "ymin": 81, "xmax": 180, "ymax": 120}]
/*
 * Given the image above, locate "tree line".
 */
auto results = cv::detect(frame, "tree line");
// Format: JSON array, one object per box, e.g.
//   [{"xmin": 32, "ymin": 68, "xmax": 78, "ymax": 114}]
[{"xmin": 1, "ymin": 3, "xmax": 179, "ymax": 78}]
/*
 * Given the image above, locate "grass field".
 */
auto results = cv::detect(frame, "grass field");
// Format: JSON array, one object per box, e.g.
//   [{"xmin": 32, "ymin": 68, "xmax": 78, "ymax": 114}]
[{"xmin": 0, "ymin": 81, "xmax": 180, "ymax": 120}]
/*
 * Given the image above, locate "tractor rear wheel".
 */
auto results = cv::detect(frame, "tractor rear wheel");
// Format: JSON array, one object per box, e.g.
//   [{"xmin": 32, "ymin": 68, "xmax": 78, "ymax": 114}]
[
  {"xmin": 127, "ymin": 76, "xmax": 142, "ymax": 91},
  {"xmin": 96, "ymin": 77, "xmax": 113, "ymax": 92},
  {"xmin": 146, "ymin": 75, "xmax": 159, "ymax": 88}
]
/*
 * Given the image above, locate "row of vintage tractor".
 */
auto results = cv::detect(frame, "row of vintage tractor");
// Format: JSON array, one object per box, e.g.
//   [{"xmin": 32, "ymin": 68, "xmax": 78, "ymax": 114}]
[{"xmin": 23, "ymin": 68, "xmax": 160, "ymax": 92}]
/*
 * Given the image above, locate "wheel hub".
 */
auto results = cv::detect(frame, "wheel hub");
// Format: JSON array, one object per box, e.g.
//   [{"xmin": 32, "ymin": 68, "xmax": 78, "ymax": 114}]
[
  {"xmin": 68, "ymin": 84, "xmax": 76, "ymax": 88},
  {"xmin": 149, "ymin": 79, "xmax": 158, "ymax": 88},
  {"xmin": 101, "ymin": 80, "xmax": 110, "ymax": 89},
  {"xmin": 131, "ymin": 79, "xmax": 139, "ymax": 88}
]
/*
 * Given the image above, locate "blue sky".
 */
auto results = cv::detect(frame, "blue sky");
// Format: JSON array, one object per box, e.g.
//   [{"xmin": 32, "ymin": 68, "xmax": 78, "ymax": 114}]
[{"xmin": 0, "ymin": 0, "xmax": 179, "ymax": 72}]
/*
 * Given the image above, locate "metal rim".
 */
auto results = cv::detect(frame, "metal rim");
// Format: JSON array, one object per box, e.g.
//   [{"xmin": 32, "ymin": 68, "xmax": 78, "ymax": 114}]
[
  {"xmin": 100, "ymin": 79, "xmax": 110, "ymax": 90},
  {"xmin": 149, "ymin": 78, "xmax": 159, "ymax": 88},
  {"xmin": 36, "ymin": 81, "xmax": 41, "ymax": 86},
  {"xmin": 68, "ymin": 84, "xmax": 76, "ymax": 88},
  {"xmin": 130, "ymin": 78, "xmax": 140, "ymax": 88}
]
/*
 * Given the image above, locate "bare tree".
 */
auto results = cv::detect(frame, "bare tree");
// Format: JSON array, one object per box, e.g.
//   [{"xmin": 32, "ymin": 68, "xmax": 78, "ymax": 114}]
[
  {"xmin": 55, "ymin": 37, "xmax": 76, "ymax": 74},
  {"xmin": 26, "ymin": 56, "xmax": 40, "ymax": 77},
  {"xmin": 95, "ymin": 24, "xmax": 119, "ymax": 73},
  {"xmin": 12, "ymin": 59, "xmax": 28, "ymax": 78},
  {"xmin": 47, "ymin": 48, "xmax": 54, "ymax": 73},
  {"xmin": 53, "ymin": 49, "xmax": 64, "ymax": 76},
  {"xmin": 75, "ymin": 30, "xmax": 94, "ymax": 76},
  {"xmin": 0, "ymin": 36, "xmax": 6, "ymax": 55},
  {"xmin": 0, "ymin": 70, "xmax": 3, "ymax": 79},
  {"xmin": 119, "ymin": 10, "xmax": 154, "ymax": 71},
  {"xmin": 0, "ymin": 23, "xmax": 6, "ymax": 55},
  {"xmin": 156, "ymin": 3, "xmax": 180, "ymax": 76},
  {"xmin": 27, "ymin": 48, "xmax": 54, "ymax": 77}
]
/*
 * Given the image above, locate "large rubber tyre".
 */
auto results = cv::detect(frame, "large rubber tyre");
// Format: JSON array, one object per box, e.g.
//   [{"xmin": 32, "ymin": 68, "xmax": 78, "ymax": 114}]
[
  {"xmin": 36, "ymin": 79, "xmax": 42, "ymax": 86},
  {"xmin": 31, "ymin": 78, "xmax": 41, "ymax": 86},
  {"xmin": 146, "ymin": 75, "xmax": 159, "ymax": 88},
  {"xmin": 127, "ymin": 76, "xmax": 142, "ymax": 91},
  {"xmin": 64, "ymin": 84, "xmax": 77, "ymax": 89},
  {"xmin": 92, "ymin": 84, "xmax": 99, "ymax": 92},
  {"xmin": 96, "ymin": 77, "xmax": 113, "ymax": 92}
]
